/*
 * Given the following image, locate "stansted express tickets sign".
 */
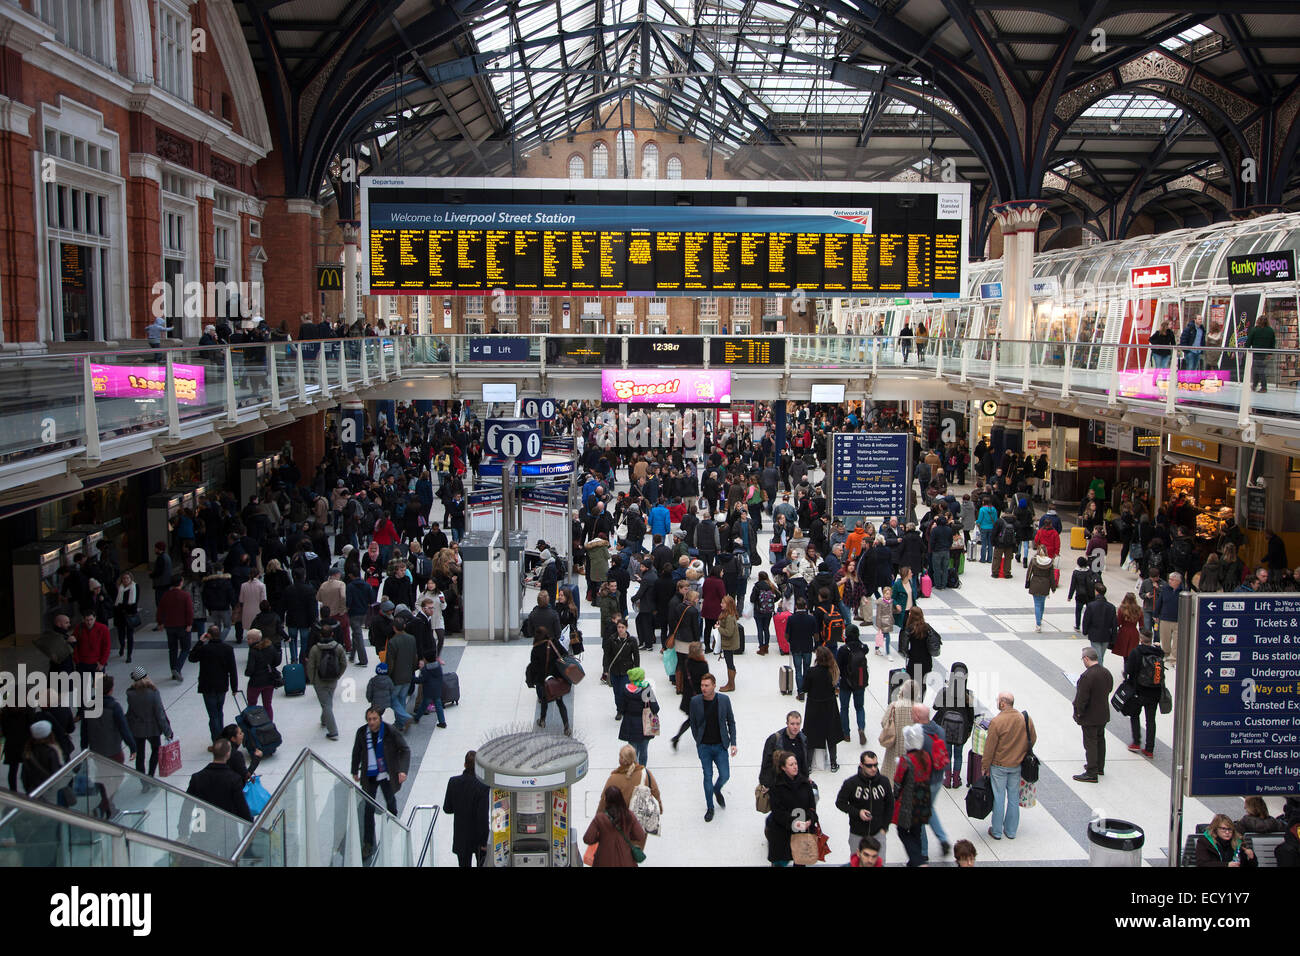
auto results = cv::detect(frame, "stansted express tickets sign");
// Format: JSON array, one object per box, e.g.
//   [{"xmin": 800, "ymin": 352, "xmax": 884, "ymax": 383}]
[
  {"xmin": 600, "ymin": 369, "xmax": 731, "ymax": 405},
  {"xmin": 90, "ymin": 363, "xmax": 207, "ymax": 405}
]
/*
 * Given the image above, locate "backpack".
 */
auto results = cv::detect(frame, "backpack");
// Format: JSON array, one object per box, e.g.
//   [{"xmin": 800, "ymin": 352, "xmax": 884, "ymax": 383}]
[
  {"xmin": 1137, "ymin": 651, "xmax": 1164, "ymax": 688},
  {"xmin": 939, "ymin": 708, "xmax": 967, "ymax": 745},
  {"xmin": 820, "ymin": 607, "xmax": 846, "ymax": 647},
  {"xmin": 896, "ymin": 756, "xmax": 932, "ymax": 829},
  {"xmin": 927, "ymin": 731, "xmax": 950, "ymax": 772},
  {"xmin": 628, "ymin": 768, "xmax": 661, "ymax": 835},
  {"xmin": 997, "ymin": 521, "xmax": 1017, "ymax": 549},
  {"xmin": 316, "ymin": 645, "xmax": 342, "ymax": 681},
  {"xmin": 926, "ymin": 625, "xmax": 942, "ymax": 656},
  {"xmin": 843, "ymin": 644, "xmax": 869, "ymax": 690},
  {"xmin": 755, "ymin": 585, "xmax": 776, "ymax": 617}
]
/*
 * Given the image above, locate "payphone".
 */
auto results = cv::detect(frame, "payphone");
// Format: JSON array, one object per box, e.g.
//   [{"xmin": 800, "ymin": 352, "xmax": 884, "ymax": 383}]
[
  {"xmin": 146, "ymin": 492, "xmax": 183, "ymax": 556},
  {"xmin": 12, "ymin": 541, "xmax": 67, "ymax": 635},
  {"xmin": 474, "ymin": 732, "xmax": 588, "ymax": 868}
]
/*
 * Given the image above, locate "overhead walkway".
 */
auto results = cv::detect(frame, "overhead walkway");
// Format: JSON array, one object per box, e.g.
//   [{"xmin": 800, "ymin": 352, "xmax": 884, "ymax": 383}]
[
  {"xmin": 0, "ymin": 748, "xmax": 437, "ymax": 867},
  {"xmin": 0, "ymin": 333, "xmax": 1293, "ymax": 508}
]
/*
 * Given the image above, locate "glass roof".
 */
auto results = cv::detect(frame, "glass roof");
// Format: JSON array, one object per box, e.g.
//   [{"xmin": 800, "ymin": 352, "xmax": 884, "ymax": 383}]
[
  {"xmin": 465, "ymin": 0, "xmax": 905, "ymax": 150},
  {"xmin": 1082, "ymin": 93, "xmax": 1183, "ymax": 119},
  {"xmin": 1158, "ymin": 23, "xmax": 1213, "ymax": 52}
]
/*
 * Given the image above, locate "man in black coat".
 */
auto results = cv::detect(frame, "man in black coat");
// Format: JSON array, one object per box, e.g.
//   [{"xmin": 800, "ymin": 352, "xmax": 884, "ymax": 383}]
[
  {"xmin": 444, "ymin": 750, "xmax": 490, "ymax": 867},
  {"xmin": 185, "ymin": 738, "xmax": 253, "ymax": 822},
  {"xmin": 188, "ymin": 624, "xmax": 239, "ymax": 741},
  {"xmin": 351, "ymin": 708, "xmax": 411, "ymax": 854},
  {"xmin": 1071, "ymin": 646, "xmax": 1113, "ymax": 782},
  {"xmin": 1081, "ymin": 583, "xmax": 1118, "ymax": 664},
  {"xmin": 759, "ymin": 711, "xmax": 810, "ymax": 790}
]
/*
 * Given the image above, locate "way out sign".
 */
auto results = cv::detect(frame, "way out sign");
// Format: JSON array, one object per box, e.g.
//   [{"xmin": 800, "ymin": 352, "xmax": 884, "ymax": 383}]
[{"xmin": 485, "ymin": 418, "xmax": 542, "ymax": 462}]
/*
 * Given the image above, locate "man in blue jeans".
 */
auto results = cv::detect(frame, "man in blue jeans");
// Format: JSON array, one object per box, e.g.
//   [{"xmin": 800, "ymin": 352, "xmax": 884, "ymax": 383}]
[
  {"xmin": 785, "ymin": 598, "xmax": 818, "ymax": 702},
  {"xmin": 188, "ymin": 624, "xmax": 239, "ymax": 741},
  {"xmin": 689, "ymin": 674, "xmax": 737, "ymax": 823},
  {"xmin": 914, "ymin": 704, "xmax": 952, "ymax": 858},
  {"xmin": 981, "ymin": 691, "xmax": 1036, "ymax": 840}
]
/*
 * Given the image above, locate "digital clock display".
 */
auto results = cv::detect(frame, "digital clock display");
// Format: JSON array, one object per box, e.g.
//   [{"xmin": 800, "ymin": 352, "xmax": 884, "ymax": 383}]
[{"xmin": 627, "ymin": 338, "xmax": 704, "ymax": 366}]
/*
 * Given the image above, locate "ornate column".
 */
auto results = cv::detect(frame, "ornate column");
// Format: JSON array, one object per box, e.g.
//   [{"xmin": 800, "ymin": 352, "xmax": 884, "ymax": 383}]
[
  {"xmin": 991, "ymin": 200, "xmax": 1047, "ymax": 368},
  {"xmin": 340, "ymin": 219, "xmax": 359, "ymax": 329}
]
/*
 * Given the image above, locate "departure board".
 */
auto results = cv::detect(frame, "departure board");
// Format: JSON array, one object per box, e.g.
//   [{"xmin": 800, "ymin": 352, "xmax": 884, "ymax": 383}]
[
  {"xmin": 709, "ymin": 337, "xmax": 786, "ymax": 366},
  {"xmin": 364, "ymin": 178, "xmax": 968, "ymax": 297}
]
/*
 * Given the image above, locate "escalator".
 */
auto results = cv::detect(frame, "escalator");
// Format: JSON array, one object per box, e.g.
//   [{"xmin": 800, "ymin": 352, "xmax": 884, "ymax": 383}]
[{"xmin": 0, "ymin": 749, "xmax": 438, "ymax": 867}]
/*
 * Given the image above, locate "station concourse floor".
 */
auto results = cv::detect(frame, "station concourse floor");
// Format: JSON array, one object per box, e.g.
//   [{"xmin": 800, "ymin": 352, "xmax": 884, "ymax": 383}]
[{"xmin": 32, "ymin": 475, "xmax": 1243, "ymax": 867}]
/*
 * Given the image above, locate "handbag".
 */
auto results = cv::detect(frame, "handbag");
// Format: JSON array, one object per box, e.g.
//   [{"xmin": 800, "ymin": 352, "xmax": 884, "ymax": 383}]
[
  {"xmin": 878, "ymin": 706, "xmax": 896, "ymax": 749},
  {"xmin": 858, "ymin": 595, "xmax": 875, "ymax": 622},
  {"xmin": 583, "ymin": 842, "xmax": 598, "ymax": 866},
  {"xmin": 126, "ymin": 613, "xmax": 142, "ymax": 629},
  {"xmin": 560, "ymin": 653, "xmax": 585, "ymax": 685},
  {"xmin": 790, "ymin": 831, "xmax": 820, "ymax": 866},
  {"xmin": 616, "ymin": 824, "xmax": 646, "ymax": 864},
  {"xmin": 1160, "ymin": 684, "xmax": 1173, "ymax": 715},
  {"xmin": 641, "ymin": 690, "xmax": 660, "ymax": 737},
  {"xmin": 754, "ymin": 784, "xmax": 771, "ymax": 813},
  {"xmin": 158, "ymin": 738, "xmax": 182, "ymax": 777},
  {"xmin": 243, "ymin": 775, "xmax": 271, "ymax": 816},
  {"xmin": 1111, "ymin": 680, "xmax": 1141, "ymax": 717},
  {"xmin": 615, "ymin": 521, "xmax": 629, "ymax": 541},
  {"xmin": 815, "ymin": 828, "xmax": 831, "ymax": 862},
  {"xmin": 544, "ymin": 676, "xmax": 569, "ymax": 701},
  {"xmin": 1019, "ymin": 711, "xmax": 1040, "ymax": 783}
]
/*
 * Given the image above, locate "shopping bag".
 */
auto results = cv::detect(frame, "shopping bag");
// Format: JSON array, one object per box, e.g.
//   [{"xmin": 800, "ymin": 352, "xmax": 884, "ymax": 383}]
[
  {"xmin": 158, "ymin": 739, "xmax": 182, "ymax": 777},
  {"xmin": 662, "ymin": 647, "xmax": 678, "ymax": 680},
  {"xmin": 790, "ymin": 832, "xmax": 820, "ymax": 866},
  {"xmin": 243, "ymin": 776, "xmax": 271, "ymax": 816},
  {"xmin": 1018, "ymin": 777, "xmax": 1037, "ymax": 808},
  {"xmin": 970, "ymin": 723, "xmax": 988, "ymax": 756},
  {"xmin": 583, "ymin": 842, "xmax": 598, "ymax": 866}
]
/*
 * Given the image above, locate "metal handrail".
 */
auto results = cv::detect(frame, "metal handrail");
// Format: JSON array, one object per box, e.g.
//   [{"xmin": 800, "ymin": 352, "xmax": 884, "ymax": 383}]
[
  {"xmin": 404, "ymin": 803, "xmax": 441, "ymax": 868},
  {"xmin": 0, "ymin": 787, "xmax": 236, "ymax": 867}
]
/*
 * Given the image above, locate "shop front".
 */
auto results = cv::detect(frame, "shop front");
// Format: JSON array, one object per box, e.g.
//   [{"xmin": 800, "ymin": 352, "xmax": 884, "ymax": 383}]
[{"xmin": 1162, "ymin": 434, "xmax": 1237, "ymax": 552}]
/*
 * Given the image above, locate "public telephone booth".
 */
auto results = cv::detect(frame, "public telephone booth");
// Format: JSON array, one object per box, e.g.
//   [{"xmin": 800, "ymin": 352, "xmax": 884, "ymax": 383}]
[{"xmin": 475, "ymin": 732, "xmax": 589, "ymax": 867}]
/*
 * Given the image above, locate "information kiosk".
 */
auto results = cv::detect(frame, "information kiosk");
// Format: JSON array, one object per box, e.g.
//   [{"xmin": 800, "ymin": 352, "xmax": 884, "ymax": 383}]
[{"xmin": 475, "ymin": 732, "xmax": 589, "ymax": 867}]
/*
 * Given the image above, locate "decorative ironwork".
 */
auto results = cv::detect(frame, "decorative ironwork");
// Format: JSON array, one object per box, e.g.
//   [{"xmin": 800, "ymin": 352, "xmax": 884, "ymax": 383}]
[
  {"xmin": 1056, "ymin": 74, "xmax": 1116, "ymax": 122},
  {"xmin": 1118, "ymin": 52, "xmax": 1189, "ymax": 87},
  {"xmin": 1189, "ymin": 73, "xmax": 1252, "ymax": 124}
]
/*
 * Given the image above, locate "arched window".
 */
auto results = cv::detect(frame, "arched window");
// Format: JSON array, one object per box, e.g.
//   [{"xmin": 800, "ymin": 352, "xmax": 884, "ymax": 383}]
[
  {"xmin": 591, "ymin": 142, "xmax": 609, "ymax": 178},
  {"xmin": 666, "ymin": 155, "xmax": 683, "ymax": 180},
  {"xmin": 568, "ymin": 154, "xmax": 584, "ymax": 178},
  {"xmin": 641, "ymin": 142, "xmax": 658, "ymax": 179},
  {"xmin": 615, "ymin": 129, "xmax": 635, "ymax": 178}
]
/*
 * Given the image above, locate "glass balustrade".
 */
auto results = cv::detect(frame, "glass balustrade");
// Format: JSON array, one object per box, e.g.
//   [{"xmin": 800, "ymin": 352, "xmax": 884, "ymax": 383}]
[{"xmin": 0, "ymin": 335, "xmax": 1291, "ymax": 470}]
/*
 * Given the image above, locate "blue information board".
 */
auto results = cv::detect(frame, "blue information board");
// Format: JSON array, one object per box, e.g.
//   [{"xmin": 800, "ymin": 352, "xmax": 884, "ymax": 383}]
[
  {"xmin": 1189, "ymin": 592, "xmax": 1300, "ymax": 796},
  {"xmin": 469, "ymin": 337, "xmax": 530, "ymax": 361},
  {"xmin": 828, "ymin": 432, "xmax": 910, "ymax": 520}
]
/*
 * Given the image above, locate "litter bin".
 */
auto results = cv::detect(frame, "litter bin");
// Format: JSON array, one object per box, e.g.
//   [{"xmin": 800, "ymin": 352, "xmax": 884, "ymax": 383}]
[{"xmin": 1087, "ymin": 818, "xmax": 1144, "ymax": 866}]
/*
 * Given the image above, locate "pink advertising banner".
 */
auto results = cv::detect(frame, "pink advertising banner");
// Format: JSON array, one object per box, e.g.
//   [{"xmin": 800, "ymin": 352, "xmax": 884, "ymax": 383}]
[
  {"xmin": 90, "ymin": 363, "xmax": 207, "ymax": 406},
  {"xmin": 601, "ymin": 369, "xmax": 731, "ymax": 404},
  {"xmin": 1118, "ymin": 368, "xmax": 1230, "ymax": 400}
]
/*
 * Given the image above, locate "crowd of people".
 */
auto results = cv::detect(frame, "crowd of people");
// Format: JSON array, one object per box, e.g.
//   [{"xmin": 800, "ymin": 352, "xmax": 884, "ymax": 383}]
[{"xmin": 6, "ymin": 392, "xmax": 1299, "ymax": 868}]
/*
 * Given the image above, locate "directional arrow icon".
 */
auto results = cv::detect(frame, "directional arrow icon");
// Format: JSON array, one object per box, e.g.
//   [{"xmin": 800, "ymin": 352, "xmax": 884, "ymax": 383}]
[
  {"xmin": 1204, "ymin": 684, "xmax": 1214, "ymax": 693},
  {"xmin": 1206, "ymin": 602, "xmax": 1217, "ymax": 610},
  {"xmin": 1206, "ymin": 636, "xmax": 1216, "ymax": 644},
  {"xmin": 1205, "ymin": 668, "xmax": 1213, "ymax": 677},
  {"xmin": 1205, "ymin": 652, "xmax": 1214, "ymax": 660}
]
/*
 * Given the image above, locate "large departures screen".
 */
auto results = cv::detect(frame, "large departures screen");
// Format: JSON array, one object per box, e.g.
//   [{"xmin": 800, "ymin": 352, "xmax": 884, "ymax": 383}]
[{"xmin": 363, "ymin": 178, "xmax": 968, "ymax": 298}]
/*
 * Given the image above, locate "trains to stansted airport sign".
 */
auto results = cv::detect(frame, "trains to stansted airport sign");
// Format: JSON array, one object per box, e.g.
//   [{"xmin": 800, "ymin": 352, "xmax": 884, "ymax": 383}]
[{"xmin": 362, "ymin": 177, "xmax": 968, "ymax": 298}]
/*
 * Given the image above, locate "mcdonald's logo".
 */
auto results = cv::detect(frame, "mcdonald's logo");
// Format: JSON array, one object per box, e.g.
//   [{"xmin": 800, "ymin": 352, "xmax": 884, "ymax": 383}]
[{"xmin": 317, "ymin": 266, "xmax": 343, "ymax": 291}]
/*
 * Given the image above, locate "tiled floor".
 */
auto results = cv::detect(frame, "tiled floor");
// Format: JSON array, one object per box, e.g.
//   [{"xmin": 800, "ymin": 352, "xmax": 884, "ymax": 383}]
[{"xmin": 14, "ymin": 475, "xmax": 1244, "ymax": 866}]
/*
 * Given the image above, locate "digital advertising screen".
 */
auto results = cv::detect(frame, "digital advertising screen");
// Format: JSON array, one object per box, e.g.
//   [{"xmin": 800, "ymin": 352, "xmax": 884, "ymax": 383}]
[
  {"xmin": 601, "ymin": 369, "xmax": 731, "ymax": 405},
  {"xmin": 363, "ymin": 178, "xmax": 968, "ymax": 299}
]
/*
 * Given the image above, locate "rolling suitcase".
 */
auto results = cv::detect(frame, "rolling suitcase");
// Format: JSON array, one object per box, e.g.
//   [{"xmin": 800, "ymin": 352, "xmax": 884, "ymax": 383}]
[
  {"xmin": 966, "ymin": 750, "xmax": 983, "ymax": 783},
  {"xmin": 774, "ymin": 610, "xmax": 791, "ymax": 654},
  {"xmin": 441, "ymin": 670, "xmax": 461, "ymax": 706},
  {"xmin": 234, "ymin": 692, "xmax": 282, "ymax": 757},
  {"xmin": 948, "ymin": 568, "xmax": 960, "ymax": 589},
  {"xmin": 778, "ymin": 665, "xmax": 795, "ymax": 695},
  {"xmin": 888, "ymin": 667, "xmax": 908, "ymax": 699},
  {"xmin": 282, "ymin": 660, "xmax": 307, "ymax": 697},
  {"xmin": 966, "ymin": 775, "xmax": 994, "ymax": 819},
  {"xmin": 1070, "ymin": 525, "xmax": 1086, "ymax": 550}
]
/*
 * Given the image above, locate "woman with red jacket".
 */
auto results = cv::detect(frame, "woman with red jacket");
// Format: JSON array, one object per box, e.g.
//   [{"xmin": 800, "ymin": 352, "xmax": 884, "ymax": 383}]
[
  {"xmin": 1033, "ymin": 519, "xmax": 1062, "ymax": 587},
  {"xmin": 372, "ymin": 511, "xmax": 400, "ymax": 566}
]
